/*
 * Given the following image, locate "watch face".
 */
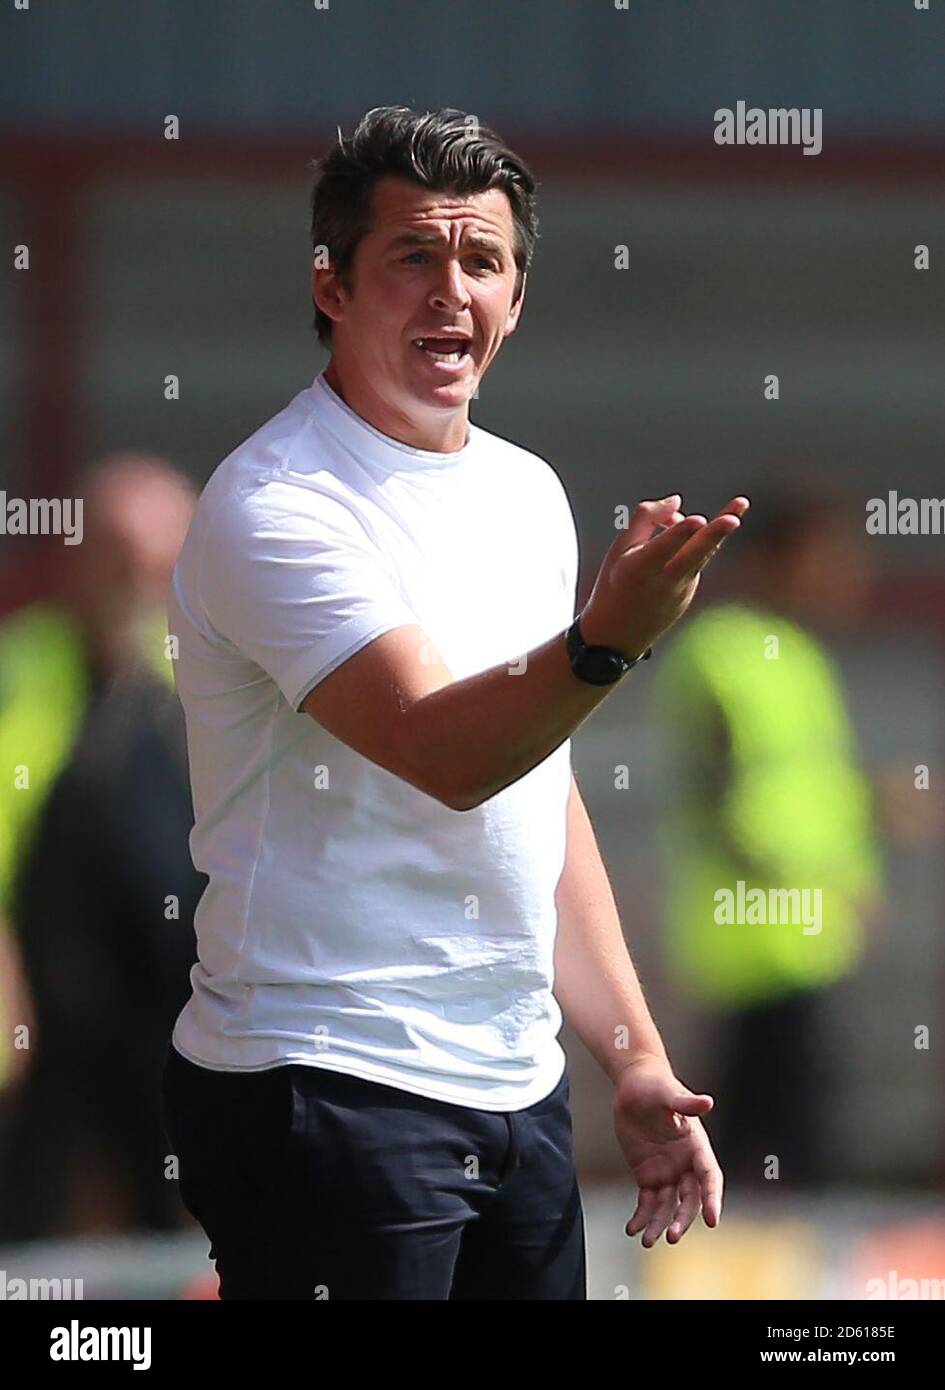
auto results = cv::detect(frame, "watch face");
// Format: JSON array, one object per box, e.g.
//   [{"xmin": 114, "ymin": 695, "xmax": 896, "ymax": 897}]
[
  {"xmin": 581, "ymin": 646, "xmax": 624, "ymax": 683},
  {"xmin": 567, "ymin": 618, "xmax": 628, "ymax": 684}
]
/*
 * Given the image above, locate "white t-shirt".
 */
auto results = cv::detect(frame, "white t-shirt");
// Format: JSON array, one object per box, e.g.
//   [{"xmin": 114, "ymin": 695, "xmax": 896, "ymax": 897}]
[{"xmin": 168, "ymin": 369, "xmax": 579, "ymax": 1110}]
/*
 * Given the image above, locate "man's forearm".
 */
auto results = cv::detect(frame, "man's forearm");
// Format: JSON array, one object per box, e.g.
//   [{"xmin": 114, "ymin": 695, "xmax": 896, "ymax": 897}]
[
  {"xmin": 402, "ymin": 626, "xmax": 618, "ymax": 811},
  {"xmin": 553, "ymin": 774, "xmax": 669, "ymax": 1082}
]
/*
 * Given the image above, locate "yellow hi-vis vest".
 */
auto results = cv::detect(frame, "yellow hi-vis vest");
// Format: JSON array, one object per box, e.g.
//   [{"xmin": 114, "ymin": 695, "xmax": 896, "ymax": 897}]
[
  {"xmin": 652, "ymin": 603, "xmax": 882, "ymax": 1009},
  {"xmin": 0, "ymin": 600, "xmax": 175, "ymax": 1086}
]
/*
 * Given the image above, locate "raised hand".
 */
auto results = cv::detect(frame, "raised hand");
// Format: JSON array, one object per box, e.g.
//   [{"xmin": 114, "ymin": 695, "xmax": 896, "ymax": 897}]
[{"xmin": 580, "ymin": 494, "xmax": 750, "ymax": 659}]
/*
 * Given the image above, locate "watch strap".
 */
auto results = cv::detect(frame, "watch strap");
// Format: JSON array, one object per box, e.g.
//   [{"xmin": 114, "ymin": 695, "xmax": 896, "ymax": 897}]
[{"xmin": 565, "ymin": 615, "xmax": 652, "ymax": 685}]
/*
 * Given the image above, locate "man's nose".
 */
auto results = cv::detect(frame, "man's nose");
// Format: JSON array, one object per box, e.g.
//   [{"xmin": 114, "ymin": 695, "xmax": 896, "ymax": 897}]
[{"xmin": 429, "ymin": 258, "xmax": 471, "ymax": 311}]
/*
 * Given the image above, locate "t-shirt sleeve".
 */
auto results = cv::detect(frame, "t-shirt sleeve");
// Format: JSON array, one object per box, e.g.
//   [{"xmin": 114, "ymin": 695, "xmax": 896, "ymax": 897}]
[{"xmin": 198, "ymin": 480, "xmax": 422, "ymax": 712}]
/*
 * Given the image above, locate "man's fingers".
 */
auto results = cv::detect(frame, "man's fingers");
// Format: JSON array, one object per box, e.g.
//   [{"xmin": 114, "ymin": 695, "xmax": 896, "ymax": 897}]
[
  {"xmin": 620, "ymin": 495, "xmax": 749, "ymax": 577},
  {"xmin": 694, "ymin": 1151, "xmax": 725, "ymax": 1228},
  {"xmin": 626, "ymin": 1186, "xmax": 659, "ymax": 1237},
  {"xmin": 663, "ymin": 494, "xmax": 749, "ymax": 579},
  {"xmin": 642, "ymin": 1184, "xmax": 679, "ymax": 1248},
  {"xmin": 633, "ymin": 514, "xmax": 709, "ymax": 572},
  {"xmin": 672, "ymin": 1091, "xmax": 714, "ymax": 1117},
  {"xmin": 719, "ymin": 495, "xmax": 751, "ymax": 520},
  {"xmin": 662, "ymin": 513, "xmax": 741, "ymax": 582},
  {"xmin": 622, "ymin": 495, "xmax": 685, "ymax": 548},
  {"xmin": 666, "ymin": 1173, "xmax": 701, "ymax": 1243}
]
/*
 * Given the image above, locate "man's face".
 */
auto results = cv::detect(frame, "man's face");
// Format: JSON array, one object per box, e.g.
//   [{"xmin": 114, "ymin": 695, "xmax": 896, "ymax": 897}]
[{"xmin": 314, "ymin": 175, "xmax": 526, "ymax": 422}]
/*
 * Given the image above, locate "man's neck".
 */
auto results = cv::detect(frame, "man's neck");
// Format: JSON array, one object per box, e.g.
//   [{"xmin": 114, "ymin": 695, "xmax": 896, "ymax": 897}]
[{"xmin": 323, "ymin": 358, "xmax": 469, "ymax": 453}]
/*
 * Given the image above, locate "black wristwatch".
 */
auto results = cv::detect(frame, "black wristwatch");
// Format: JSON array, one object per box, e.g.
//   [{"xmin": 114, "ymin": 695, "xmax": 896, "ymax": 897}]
[{"xmin": 565, "ymin": 614, "xmax": 652, "ymax": 686}]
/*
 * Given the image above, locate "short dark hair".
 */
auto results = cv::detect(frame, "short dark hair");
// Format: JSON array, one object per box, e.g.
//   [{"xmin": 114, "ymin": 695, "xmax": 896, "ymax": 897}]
[{"xmin": 308, "ymin": 106, "xmax": 540, "ymax": 349}]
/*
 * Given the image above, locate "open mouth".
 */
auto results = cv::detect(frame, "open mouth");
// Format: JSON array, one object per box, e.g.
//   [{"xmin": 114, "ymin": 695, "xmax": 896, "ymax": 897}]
[{"xmin": 412, "ymin": 336, "xmax": 473, "ymax": 364}]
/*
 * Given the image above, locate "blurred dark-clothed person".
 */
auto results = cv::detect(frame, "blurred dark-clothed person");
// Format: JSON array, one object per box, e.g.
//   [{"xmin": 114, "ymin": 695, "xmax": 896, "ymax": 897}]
[{"xmin": 0, "ymin": 454, "xmax": 206, "ymax": 1240}]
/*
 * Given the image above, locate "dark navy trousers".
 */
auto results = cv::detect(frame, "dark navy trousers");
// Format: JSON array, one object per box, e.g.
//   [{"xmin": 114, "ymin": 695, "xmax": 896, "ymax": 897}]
[{"xmin": 161, "ymin": 1044, "xmax": 587, "ymax": 1300}]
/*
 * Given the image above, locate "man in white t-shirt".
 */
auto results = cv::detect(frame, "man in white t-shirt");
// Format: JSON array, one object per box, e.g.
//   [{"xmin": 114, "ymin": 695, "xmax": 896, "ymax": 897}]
[{"xmin": 161, "ymin": 105, "xmax": 748, "ymax": 1301}]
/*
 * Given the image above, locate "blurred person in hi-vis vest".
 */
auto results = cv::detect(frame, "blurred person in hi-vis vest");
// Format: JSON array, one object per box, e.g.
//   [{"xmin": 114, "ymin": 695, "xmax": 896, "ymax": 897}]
[
  {"xmin": 652, "ymin": 488, "xmax": 885, "ymax": 1191},
  {"xmin": 0, "ymin": 454, "xmax": 206, "ymax": 1240}
]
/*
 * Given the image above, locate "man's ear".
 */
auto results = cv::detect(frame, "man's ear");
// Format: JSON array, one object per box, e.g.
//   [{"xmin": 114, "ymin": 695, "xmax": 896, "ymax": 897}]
[
  {"xmin": 504, "ymin": 270, "xmax": 527, "ymax": 337},
  {"xmin": 312, "ymin": 258, "xmax": 348, "ymax": 332}
]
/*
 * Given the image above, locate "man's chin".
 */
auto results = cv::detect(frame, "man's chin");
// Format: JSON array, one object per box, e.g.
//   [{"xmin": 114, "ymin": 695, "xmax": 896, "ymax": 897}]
[{"xmin": 405, "ymin": 374, "xmax": 476, "ymax": 409}]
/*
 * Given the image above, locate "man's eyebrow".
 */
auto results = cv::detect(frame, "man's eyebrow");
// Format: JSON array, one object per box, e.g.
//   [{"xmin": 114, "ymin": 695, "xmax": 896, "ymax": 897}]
[{"xmin": 386, "ymin": 230, "xmax": 507, "ymax": 256}]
